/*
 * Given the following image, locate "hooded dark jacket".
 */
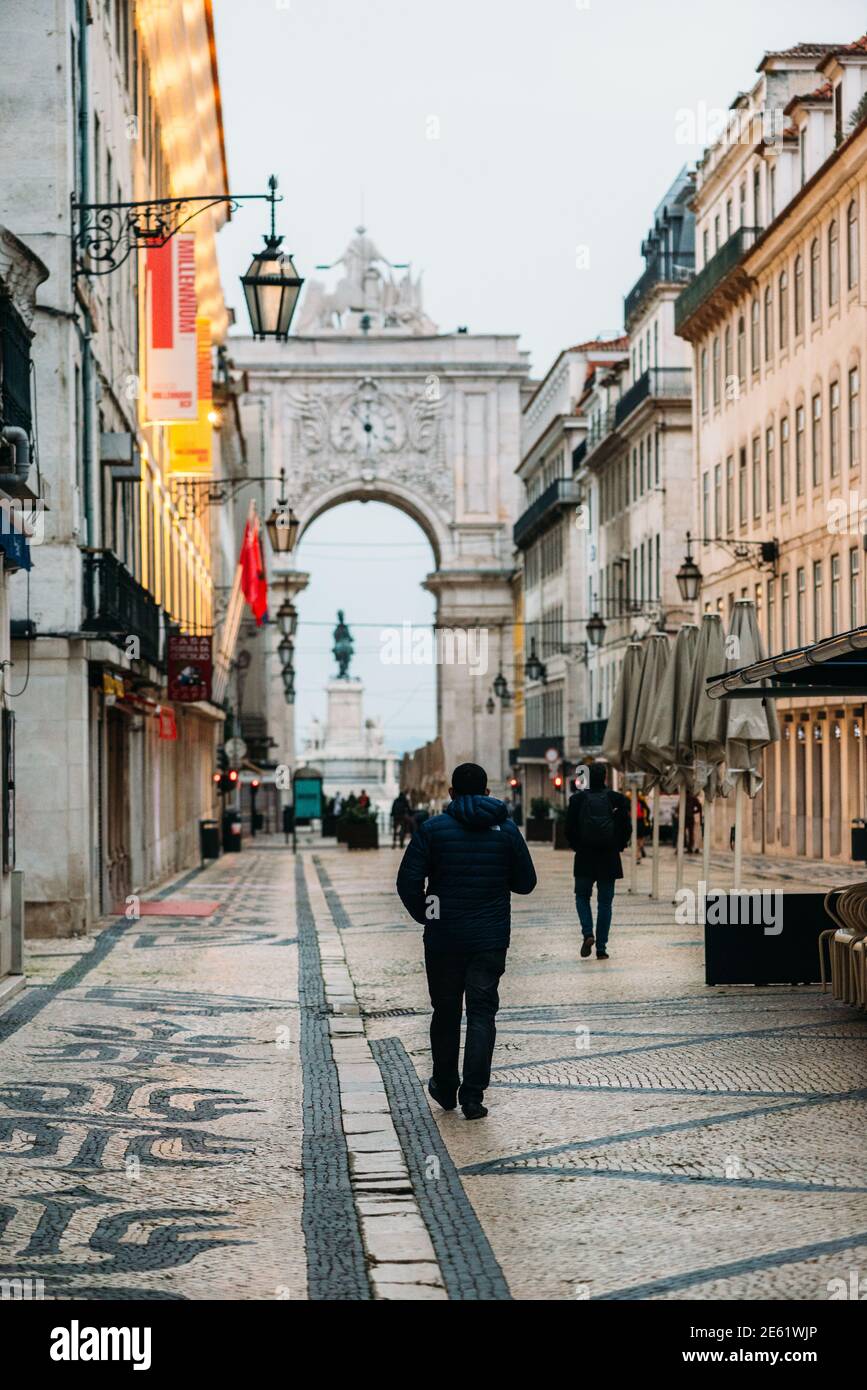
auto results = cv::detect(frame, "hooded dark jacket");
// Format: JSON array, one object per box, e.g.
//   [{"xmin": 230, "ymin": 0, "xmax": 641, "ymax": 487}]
[{"xmin": 396, "ymin": 794, "xmax": 537, "ymax": 952}]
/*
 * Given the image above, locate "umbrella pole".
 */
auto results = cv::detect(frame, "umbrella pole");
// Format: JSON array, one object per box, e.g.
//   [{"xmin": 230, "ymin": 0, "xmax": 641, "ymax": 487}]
[
  {"xmin": 733, "ymin": 774, "xmax": 744, "ymax": 890},
  {"xmin": 629, "ymin": 785, "xmax": 638, "ymax": 894},
  {"xmin": 702, "ymin": 794, "xmax": 712, "ymax": 888},
  {"xmin": 674, "ymin": 784, "xmax": 686, "ymax": 901},
  {"xmin": 651, "ymin": 786, "xmax": 660, "ymax": 899}
]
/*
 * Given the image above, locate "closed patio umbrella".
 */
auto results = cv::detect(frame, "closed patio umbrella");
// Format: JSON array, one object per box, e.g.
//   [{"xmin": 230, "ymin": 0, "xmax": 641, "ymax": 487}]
[
  {"xmin": 647, "ymin": 623, "xmax": 699, "ymax": 898},
  {"xmin": 631, "ymin": 632, "xmax": 671, "ymax": 899},
  {"xmin": 602, "ymin": 641, "xmax": 644, "ymax": 893},
  {"xmin": 725, "ymin": 600, "xmax": 780, "ymax": 888},
  {"xmin": 686, "ymin": 613, "xmax": 729, "ymax": 885}
]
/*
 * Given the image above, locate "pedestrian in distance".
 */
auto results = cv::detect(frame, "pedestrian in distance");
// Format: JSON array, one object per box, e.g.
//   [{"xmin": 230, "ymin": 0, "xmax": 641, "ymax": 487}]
[
  {"xmin": 565, "ymin": 763, "xmax": 631, "ymax": 960},
  {"xmin": 396, "ymin": 762, "xmax": 537, "ymax": 1119},
  {"xmin": 390, "ymin": 791, "xmax": 411, "ymax": 847},
  {"xmin": 282, "ymin": 802, "xmax": 295, "ymax": 845}
]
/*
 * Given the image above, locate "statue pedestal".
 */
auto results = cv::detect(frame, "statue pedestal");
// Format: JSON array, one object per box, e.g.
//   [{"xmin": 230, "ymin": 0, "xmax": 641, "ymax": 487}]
[
  {"xmin": 303, "ymin": 678, "xmax": 398, "ymax": 814},
  {"xmin": 324, "ymin": 678, "xmax": 365, "ymax": 751}
]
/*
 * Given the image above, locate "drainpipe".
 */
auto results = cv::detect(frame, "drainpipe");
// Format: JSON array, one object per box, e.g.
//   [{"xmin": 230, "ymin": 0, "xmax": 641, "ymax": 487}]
[{"xmin": 0, "ymin": 426, "xmax": 30, "ymax": 480}]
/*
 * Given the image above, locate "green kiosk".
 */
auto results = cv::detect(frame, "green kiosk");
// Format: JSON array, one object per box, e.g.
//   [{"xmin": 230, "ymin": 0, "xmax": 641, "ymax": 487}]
[{"xmin": 292, "ymin": 765, "xmax": 324, "ymax": 852}]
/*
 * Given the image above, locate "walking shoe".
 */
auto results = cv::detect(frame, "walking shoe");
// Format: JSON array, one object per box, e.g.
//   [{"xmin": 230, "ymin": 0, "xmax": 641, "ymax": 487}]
[
  {"xmin": 428, "ymin": 1078, "xmax": 457, "ymax": 1111},
  {"xmin": 596, "ymin": 948, "xmax": 609, "ymax": 960},
  {"xmin": 461, "ymin": 1101, "xmax": 488, "ymax": 1120},
  {"xmin": 580, "ymin": 934, "xmax": 595, "ymax": 958}
]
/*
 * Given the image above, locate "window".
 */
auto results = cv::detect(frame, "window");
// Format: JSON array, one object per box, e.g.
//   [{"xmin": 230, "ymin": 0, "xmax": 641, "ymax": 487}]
[
  {"xmin": 831, "ymin": 554, "xmax": 841, "ymax": 634},
  {"xmin": 702, "ymin": 228, "xmax": 709, "ymax": 266},
  {"xmin": 780, "ymin": 415, "xmax": 790, "ymax": 504},
  {"xmin": 752, "ymin": 436, "xmax": 761, "ymax": 519},
  {"xmin": 813, "ymin": 560, "xmax": 823, "ymax": 641},
  {"xmin": 850, "ymin": 546, "xmax": 860, "ymax": 627},
  {"xmin": 794, "ymin": 253, "xmax": 804, "ymax": 334},
  {"xmin": 849, "ymin": 366, "xmax": 860, "ymax": 469},
  {"xmin": 767, "ymin": 577, "xmax": 776, "ymax": 651},
  {"xmin": 714, "ymin": 214, "xmax": 721, "ymax": 251},
  {"xmin": 829, "ymin": 219, "xmax": 839, "ymax": 307},
  {"xmin": 847, "ymin": 200, "xmax": 860, "ymax": 290},
  {"xmin": 714, "ymin": 462, "xmax": 722, "ymax": 536},
  {"xmin": 738, "ymin": 448, "xmax": 747, "ymax": 528},
  {"xmin": 764, "ymin": 284, "xmax": 773, "ymax": 360},
  {"xmin": 712, "ymin": 336, "xmax": 720, "ymax": 407},
  {"xmin": 779, "ymin": 269, "xmax": 788, "ymax": 349},
  {"xmin": 830, "ymin": 379, "xmax": 840, "ymax": 477},
  {"xmin": 702, "ymin": 470, "xmax": 710, "ymax": 540},
  {"xmin": 753, "ymin": 167, "xmax": 762, "ymax": 226},
  {"xmin": 726, "ymin": 199, "xmax": 733, "ymax": 238},
  {"xmin": 800, "ymin": 128, "xmax": 807, "ymax": 186},
  {"xmin": 795, "ymin": 404, "xmax": 806, "ymax": 495},
  {"xmin": 737, "ymin": 315, "xmax": 746, "ymax": 381},
  {"xmin": 724, "ymin": 324, "xmax": 732, "ymax": 387},
  {"xmin": 768, "ymin": 163, "xmax": 776, "ymax": 221},
  {"xmin": 810, "ymin": 238, "xmax": 820, "ymax": 321},
  {"xmin": 781, "ymin": 572, "xmax": 790, "ymax": 649},
  {"xmin": 766, "ymin": 426, "xmax": 775, "ymax": 511},
  {"xmin": 739, "ymin": 181, "xmax": 746, "ymax": 225},
  {"xmin": 796, "ymin": 567, "xmax": 806, "ymax": 645},
  {"xmin": 811, "ymin": 393, "xmax": 822, "ymax": 487},
  {"xmin": 725, "ymin": 455, "xmax": 734, "ymax": 535},
  {"xmin": 751, "ymin": 297, "xmax": 760, "ymax": 372},
  {"xmin": 700, "ymin": 348, "xmax": 708, "ymax": 413}
]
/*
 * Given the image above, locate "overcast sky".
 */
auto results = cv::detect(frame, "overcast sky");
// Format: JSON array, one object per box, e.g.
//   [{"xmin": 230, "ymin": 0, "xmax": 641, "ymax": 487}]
[{"xmin": 213, "ymin": 0, "xmax": 866, "ymax": 756}]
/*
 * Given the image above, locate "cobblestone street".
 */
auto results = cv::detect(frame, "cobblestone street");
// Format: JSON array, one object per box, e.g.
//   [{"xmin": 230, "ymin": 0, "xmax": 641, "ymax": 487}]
[{"xmin": 1, "ymin": 835, "xmax": 865, "ymax": 1301}]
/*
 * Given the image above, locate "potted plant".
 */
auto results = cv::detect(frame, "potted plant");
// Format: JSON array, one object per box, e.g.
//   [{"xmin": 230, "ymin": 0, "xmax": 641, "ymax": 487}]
[
  {"xmin": 553, "ymin": 804, "xmax": 571, "ymax": 850},
  {"xmin": 340, "ymin": 806, "xmax": 379, "ymax": 850},
  {"xmin": 526, "ymin": 797, "xmax": 553, "ymax": 842}
]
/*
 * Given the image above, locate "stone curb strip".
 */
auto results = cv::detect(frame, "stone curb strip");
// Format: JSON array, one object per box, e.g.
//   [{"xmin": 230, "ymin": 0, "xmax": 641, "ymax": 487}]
[{"xmin": 302, "ymin": 855, "xmax": 448, "ymax": 1300}]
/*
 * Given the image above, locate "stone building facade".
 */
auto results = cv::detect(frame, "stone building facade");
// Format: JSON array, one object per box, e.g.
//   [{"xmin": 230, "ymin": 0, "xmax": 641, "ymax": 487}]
[{"xmin": 676, "ymin": 36, "xmax": 867, "ymax": 862}]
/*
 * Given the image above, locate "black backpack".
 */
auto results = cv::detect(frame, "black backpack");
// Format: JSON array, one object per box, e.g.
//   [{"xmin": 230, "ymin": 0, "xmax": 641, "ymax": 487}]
[{"xmin": 577, "ymin": 790, "xmax": 617, "ymax": 851}]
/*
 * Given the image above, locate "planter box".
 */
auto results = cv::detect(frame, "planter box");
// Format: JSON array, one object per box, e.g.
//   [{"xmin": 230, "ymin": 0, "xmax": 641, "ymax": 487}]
[
  {"xmin": 336, "ymin": 819, "xmax": 349, "ymax": 843},
  {"xmin": 704, "ymin": 891, "xmax": 829, "ymax": 986},
  {"xmin": 321, "ymin": 814, "xmax": 337, "ymax": 837},
  {"xmin": 345, "ymin": 820, "xmax": 379, "ymax": 850},
  {"xmin": 553, "ymin": 820, "xmax": 571, "ymax": 850},
  {"xmin": 526, "ymin": 817, "xmax": 553, "ymax": 843}
]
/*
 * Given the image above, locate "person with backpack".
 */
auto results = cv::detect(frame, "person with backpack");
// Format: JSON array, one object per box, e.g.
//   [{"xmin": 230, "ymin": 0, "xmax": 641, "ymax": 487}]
[
  {"xmin": 396, "ymin": 763, "xmax": 537, "ymax": 1119},
  {"xmin": 565, "ymin": 762, "xmax": 631, "ymax": 960}
]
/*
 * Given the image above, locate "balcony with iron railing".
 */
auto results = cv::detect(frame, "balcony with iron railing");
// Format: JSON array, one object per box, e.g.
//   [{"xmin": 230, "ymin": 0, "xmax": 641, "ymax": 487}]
[
  {"xmin": 624, "ymin": 252, "xmax": 695, "ymax": 326},
  {"xmin": 614, "ymin": 366, "xmax": 692, "ymax": 430},
  {"xmin": 513, "ymin": 476, "xmax": 583, "ymax": 549},
  {"xmin": 82, "ymin": 549, "xmax": 163, "ymax": 668},
  {"xmin": 675, "ymin": 227, "xmax": 762, "ymax": 336}
]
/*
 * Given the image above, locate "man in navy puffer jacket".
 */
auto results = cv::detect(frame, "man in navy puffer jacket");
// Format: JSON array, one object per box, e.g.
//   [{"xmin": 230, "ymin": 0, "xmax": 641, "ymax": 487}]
[{"xmin": 396, "ymin": 763, "xmax": 537, "ymax": 1119}]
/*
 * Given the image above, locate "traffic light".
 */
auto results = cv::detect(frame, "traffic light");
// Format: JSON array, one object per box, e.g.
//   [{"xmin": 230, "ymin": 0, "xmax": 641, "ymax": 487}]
[
  {"xmin": 509, "ymin": 776, "xmax": 519, "ymax": 789},
  {"xmin": 553, "ymin": 774, "xmax": 563, "ymax": 790},
  {"xmin": 251, "ymin": 778, "xmax": 260, "ymax": 791}
]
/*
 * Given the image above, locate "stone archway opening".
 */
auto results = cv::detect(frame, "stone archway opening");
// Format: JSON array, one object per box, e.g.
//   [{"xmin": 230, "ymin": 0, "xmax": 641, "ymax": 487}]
[{"xmin": 290, "ymin": 498, "xmax": 439, "ymax": 804}]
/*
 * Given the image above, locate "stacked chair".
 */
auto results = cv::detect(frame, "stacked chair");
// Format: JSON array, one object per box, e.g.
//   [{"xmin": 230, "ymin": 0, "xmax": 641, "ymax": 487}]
[{"xmin": 820, "ymin": 885, "xmax": 867, "ymax": 1008}]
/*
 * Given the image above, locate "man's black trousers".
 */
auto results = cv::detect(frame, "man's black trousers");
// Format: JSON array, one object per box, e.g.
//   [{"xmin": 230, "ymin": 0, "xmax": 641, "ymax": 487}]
[{"xmin": 424, "ymin": 945, "xmax": 507, "ymax": 1105}]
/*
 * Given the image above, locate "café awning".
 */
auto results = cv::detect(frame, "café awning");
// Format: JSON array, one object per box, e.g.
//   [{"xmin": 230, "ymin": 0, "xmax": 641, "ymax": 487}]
[{"xmin": 706, "ymin": 624, "xmax": 867, "ymax": 700}]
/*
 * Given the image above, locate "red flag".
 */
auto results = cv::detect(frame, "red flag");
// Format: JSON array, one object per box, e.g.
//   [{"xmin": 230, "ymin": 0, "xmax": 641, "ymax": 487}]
[{"xmin": 240, "ymin": 514, "xmax": 268, "ymax": 625}]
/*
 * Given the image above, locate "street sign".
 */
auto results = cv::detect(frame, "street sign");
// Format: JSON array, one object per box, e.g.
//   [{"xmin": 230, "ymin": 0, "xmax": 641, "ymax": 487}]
[
  {"xmin": 544, "ymin": 747, "xmax": 559, "ymax": 763},
  {"xmin": 224, "ymin": 737, "xmax": 247, "ymax": 764}
]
